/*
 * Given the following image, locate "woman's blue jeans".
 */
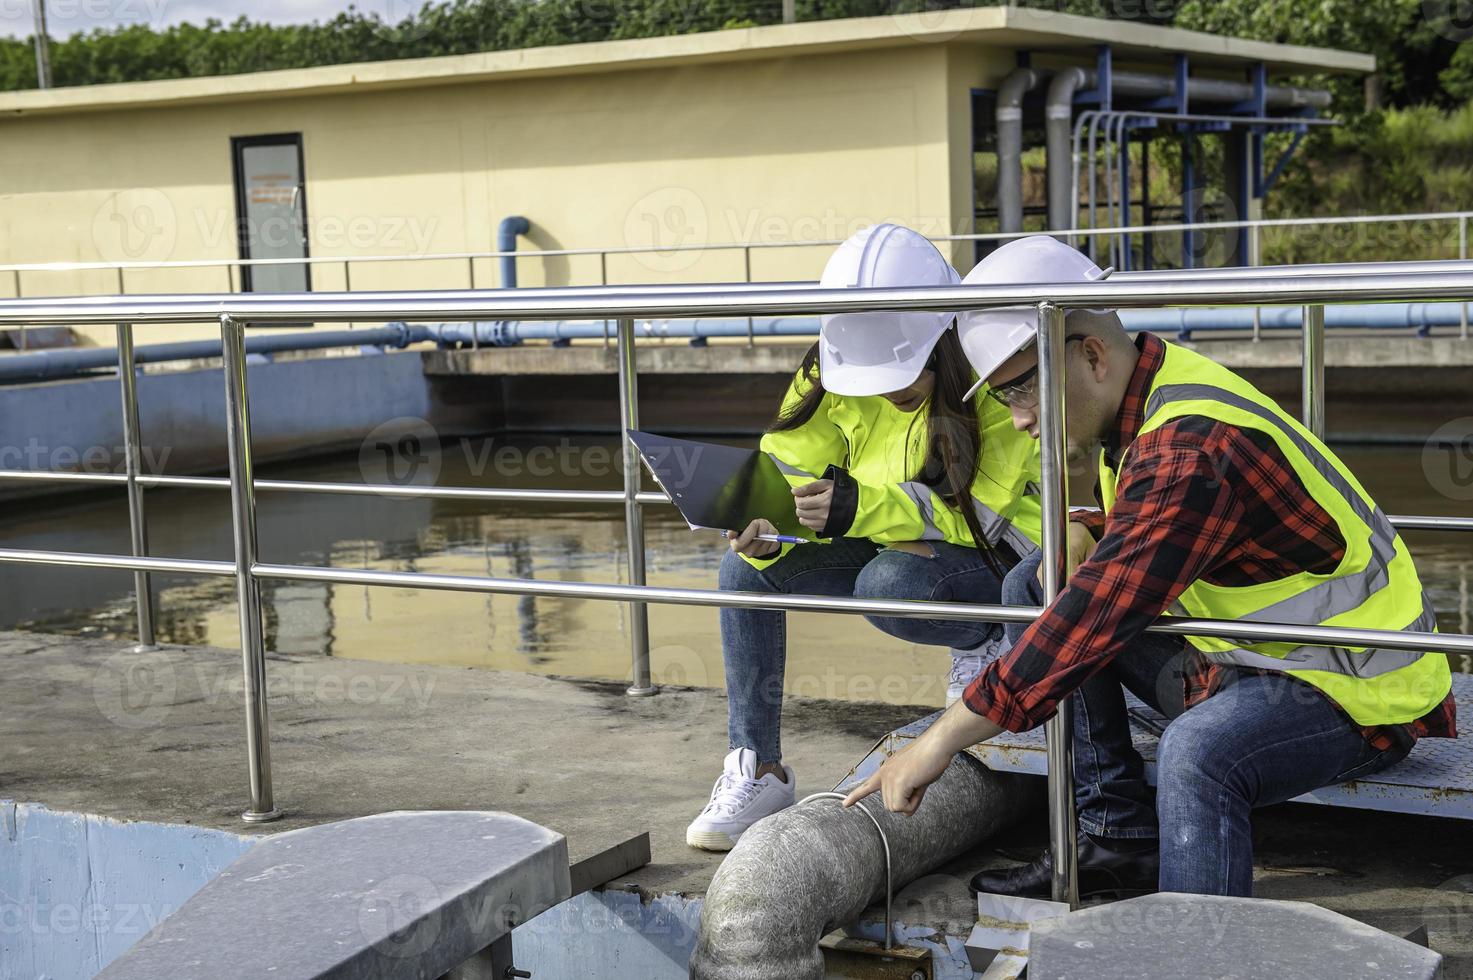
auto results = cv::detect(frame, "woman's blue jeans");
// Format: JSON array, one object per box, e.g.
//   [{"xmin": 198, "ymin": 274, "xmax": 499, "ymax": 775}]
[
  {"xmin": 720, "ymin": 537, "xmax": 1006, "ymax": 765},
  {"xmin": 1002, "ymin": 550, "xmax": 1413, "ymax": 896}
]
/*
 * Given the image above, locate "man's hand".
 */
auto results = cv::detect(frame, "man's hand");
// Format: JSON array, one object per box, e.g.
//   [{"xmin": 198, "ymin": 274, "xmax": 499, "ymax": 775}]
[
  {"xmin": 728, "ymin": 518, "xmax": 781, "ymax": 558},
  {"xmin": 844, "ymin": 699, "xmax": 1005, "ymax": 815},
  {"xmin": 842, "ymin": 739, "xmax": 952, "ymax": 815},
  {"xmin": 793, "ymin": 479, "xmax": 834, "ymax": 532},
  {"xmin": 1038, "ymin": 520, "xmax": 1098, "ymax": 584}
]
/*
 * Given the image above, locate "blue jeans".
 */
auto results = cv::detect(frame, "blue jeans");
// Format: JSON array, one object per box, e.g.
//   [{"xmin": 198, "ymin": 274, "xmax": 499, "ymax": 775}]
[
  {"xmin": 1002, "ymin": 551, "xmax": 1411, "ymax": 896},
  {"xmin": 720, "ymin": 538, "xmax": 1007, "ymax": 765}
]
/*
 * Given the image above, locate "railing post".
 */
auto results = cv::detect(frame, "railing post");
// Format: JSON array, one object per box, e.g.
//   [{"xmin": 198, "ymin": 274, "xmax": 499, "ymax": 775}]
[
  {"xmin": 744, "ymin": 246, "xmax": 755, "ymax": 347},
  {"xmin": 1460, "ymin": 215, "xmax": 1468, "ymax": 340},
  {"xmin": 1036, "ymin": 301, "xmax": 1079, "ymax": 909},
  {"xmin": 220, "ymin": 313, "xmax": 282, "ymax": 822},
  {"xmin": 115, "ymin": 323, "xmax": 157, "ymax": 651},
  {"xmin": 1302, "ymin": 304, "xmax": 1326, "ymax": 440},
  {"xmin": 1250, "ymin": 224, "xmax": 1262, "ymax": 342},
  {"xmin": 13, "ymin": 270, "xmax": 24, "ymax": 350},
  {"xmin": 617, "ymin": 317, "xmax": 656, "ymax": 697},
  {"xmin": 467, "ymin": 255, "xmax": 476, "ymax": 290}
]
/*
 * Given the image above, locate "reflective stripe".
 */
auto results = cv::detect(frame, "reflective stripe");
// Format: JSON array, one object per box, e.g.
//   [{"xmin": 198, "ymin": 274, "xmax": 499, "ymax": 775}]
[
  {"xmin": 897, "ymin": 481, "xmax": 947, "ymax": 542},
  {"xmin": 1202, "ymin": 604, "xmax": 1438, "ymax": 679},
  {"xmin": 1146, "ymin": 383, "xmax": 1400, "ymax": 626},
  {"xmin": 769, "ymin": 455, "xmax": 816, "ymax": 479},
  {"xmin": 897, "ymin": 480, "xmax": 1035, "ymax": 554},
  {"xmin": 1146, "ymin": 381, "xmax": 1436, "ymax": 682},
  {"xmin": 987, "ymin": 505, "xmax": 1038, "ymax": 556}
]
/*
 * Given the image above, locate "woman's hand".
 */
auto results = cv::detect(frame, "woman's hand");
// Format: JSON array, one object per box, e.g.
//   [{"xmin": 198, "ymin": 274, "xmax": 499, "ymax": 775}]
[
  {"xmin": 793, "ymin": 479, "xmax": 834, "ymax": 532},
  {"xmin": 1036, "ymin": 520, "xmax": 1099, "ymax": 584},
  {"xmin": 728, "ymin": 518, "xmax": 782, "ymax": 558}
]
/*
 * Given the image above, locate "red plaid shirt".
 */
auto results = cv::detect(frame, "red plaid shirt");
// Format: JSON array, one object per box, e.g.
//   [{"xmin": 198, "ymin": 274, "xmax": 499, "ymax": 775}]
[{"xmin": 964, "ymin": 333, "xmax": 1457, "ymax": 749}]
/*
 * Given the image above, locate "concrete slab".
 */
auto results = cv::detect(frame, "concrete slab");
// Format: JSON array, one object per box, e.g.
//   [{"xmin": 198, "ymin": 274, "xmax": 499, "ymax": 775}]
[{"xmin": 98, "ymin": 811, "xmax": 570, "ymax": 980}]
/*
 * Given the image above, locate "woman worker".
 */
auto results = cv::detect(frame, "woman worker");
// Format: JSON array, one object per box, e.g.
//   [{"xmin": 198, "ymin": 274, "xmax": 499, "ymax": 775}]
[{"xmin": 686, "ymin": 223, "xmax": 1042, "ymax": 851}]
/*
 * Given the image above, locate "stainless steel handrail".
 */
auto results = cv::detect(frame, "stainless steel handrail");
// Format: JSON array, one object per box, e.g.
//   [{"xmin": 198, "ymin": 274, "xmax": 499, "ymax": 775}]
[
  {"xmin": 1, "ymin": 266, "xmax": 1470, "ymax": 907},
  {"xmin": 5, "ymin": 268, "xmax": 1473, "ymax": 324}
]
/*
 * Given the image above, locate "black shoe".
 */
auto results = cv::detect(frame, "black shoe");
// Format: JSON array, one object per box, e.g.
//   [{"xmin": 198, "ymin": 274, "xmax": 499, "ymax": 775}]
[{"xmin": 969, "ymin": 835, "xmax": 1159, "ymax": 901}]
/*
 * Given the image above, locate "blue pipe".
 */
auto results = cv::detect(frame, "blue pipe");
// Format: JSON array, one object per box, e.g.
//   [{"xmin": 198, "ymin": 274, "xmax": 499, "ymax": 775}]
[
  {"xmin": 1126, "ymin": 302, "xmax": 1471, "ymax": 340},
  {"xmin": 498, "ymin": 216, "xmax": 531, "ymax": 288},
  {"xmin": 4, "ymin": 302, "xmax": 1465, "ymax": 384},
  {"xmin": 0, "ymin": 325, "xmax": 417, "ymax": 383}
]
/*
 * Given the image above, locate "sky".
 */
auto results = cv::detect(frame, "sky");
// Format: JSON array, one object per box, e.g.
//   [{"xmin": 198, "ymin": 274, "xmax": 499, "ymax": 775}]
[{"xmin": 0, "ymin": 1, "xmax": 408, "ymax": 39}]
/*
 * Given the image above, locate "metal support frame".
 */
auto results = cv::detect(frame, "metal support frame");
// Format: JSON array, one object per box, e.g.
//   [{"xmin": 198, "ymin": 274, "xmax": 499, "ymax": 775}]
[
  {"xmin": 220, "ymin": 313, "xmax": 282, "ymax": 823},
  {"xmin": 1302, "ymin": 304, "xmax": 1326, "ymax": 439},
  {"xmin": 1036, "ymin": 302, "xmax": 1079, "ymax": 909},
  {"xmin": 617, "ymin": 317, "xmax": 656, "ymax": 697},
  {"xmin": 115, "ymin": 323, "xmax": 156, "ymax": 651}
]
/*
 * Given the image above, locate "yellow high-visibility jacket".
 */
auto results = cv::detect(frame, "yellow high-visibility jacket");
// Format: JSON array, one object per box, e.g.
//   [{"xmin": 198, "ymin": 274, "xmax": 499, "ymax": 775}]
[{"xmin": 745, "ymin": 363, "xmax": 1042, "ymax": 568}]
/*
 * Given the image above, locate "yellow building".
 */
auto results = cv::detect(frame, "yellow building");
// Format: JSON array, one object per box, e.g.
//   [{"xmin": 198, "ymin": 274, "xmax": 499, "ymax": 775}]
[{"xmin": 0, "ymin": 6, "xmax": 1370, "ymax": 344}]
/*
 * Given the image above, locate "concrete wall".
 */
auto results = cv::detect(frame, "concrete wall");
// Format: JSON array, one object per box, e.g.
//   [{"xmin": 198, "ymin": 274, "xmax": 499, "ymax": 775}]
[
  {"xmin": 0, "ymin": 802, "xmax": 256, "ymax": 979},
  {"xmin": 0, "ymin": 43, "xmax": 983, "ymax": 346},
  {"xmin": 0, "ymin": 350, "xmax": 494, "ymax": 496}
]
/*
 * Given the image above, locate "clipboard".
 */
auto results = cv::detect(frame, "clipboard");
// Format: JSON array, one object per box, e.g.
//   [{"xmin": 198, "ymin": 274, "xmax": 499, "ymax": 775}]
[{"xmin": 627, "ymin": 430, "xmax": 807, "ymax": 538}]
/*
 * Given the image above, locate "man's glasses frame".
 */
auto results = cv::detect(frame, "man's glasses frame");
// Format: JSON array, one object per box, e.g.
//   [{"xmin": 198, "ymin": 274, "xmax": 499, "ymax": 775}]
[{"xmin": 984, "ymin": 333, "xmax": 1088, "ymax": 408}]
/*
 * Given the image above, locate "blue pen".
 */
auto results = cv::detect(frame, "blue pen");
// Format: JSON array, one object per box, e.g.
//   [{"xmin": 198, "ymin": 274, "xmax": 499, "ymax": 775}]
[{"xmin": 756, "ymin": 533, "xmax": 807, "ymax": 545}]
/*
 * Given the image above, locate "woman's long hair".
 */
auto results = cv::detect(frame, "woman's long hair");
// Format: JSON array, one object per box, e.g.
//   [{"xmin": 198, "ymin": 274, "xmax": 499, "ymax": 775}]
[{"xmin": 769, "ymin": 329, "xmax": 1007, "ymax": 574}]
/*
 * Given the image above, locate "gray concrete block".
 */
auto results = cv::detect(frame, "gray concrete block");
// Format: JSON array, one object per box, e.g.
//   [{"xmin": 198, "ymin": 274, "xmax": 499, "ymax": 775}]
[
  {"xmin": 98, "ymin": 810, "xmax": 570, "ymax": 980},
  {"xmin": 1029, "ymin": 892, "xmax": 1443, "ymax": 980}
]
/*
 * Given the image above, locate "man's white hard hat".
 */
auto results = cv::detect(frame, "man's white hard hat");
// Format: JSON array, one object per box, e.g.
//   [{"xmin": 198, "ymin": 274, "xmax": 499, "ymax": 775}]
[
  {"xmin": 818, "ymin": 223, "xmax": 960, "ymax": 397},
  {"xmin": 957, "ymin": 236, "xmax": 1112, "ymax": 400}
]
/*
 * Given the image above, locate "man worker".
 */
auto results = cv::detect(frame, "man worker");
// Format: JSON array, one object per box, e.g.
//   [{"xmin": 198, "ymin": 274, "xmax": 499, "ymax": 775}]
[{"xmin": 845, "ymin": 236, "xmax": 1456, "ymax": 898}]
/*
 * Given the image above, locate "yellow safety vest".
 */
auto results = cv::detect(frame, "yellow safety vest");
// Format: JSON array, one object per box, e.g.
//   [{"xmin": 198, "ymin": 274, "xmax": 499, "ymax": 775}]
[
  {"xmin": 1099, "ymin": 341, "xmax": 1450, "ymax": 726},
  {"xmin": 748, "ymin": 362, "xmax": 1042, "ymax": 567}
]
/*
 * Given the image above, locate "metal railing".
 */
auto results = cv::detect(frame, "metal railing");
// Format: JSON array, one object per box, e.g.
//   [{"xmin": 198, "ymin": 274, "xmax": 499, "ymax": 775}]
[
  {"xmin": 4, "ymin": 265, "xmax": 1473, "ymax": 907},
  {"xmin": 3, "ymin": 206, "xmax": 1471, "ymax": 304}
]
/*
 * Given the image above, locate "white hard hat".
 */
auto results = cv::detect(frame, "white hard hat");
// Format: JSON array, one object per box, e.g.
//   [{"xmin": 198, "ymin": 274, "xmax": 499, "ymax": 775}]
[
  {"xmin": 957, "ymin": 236, "xmax": 1112, "ymax": 400},
  {"xmin": 818, "ymin": 223, "xmax": 960, "ymax": 397}
]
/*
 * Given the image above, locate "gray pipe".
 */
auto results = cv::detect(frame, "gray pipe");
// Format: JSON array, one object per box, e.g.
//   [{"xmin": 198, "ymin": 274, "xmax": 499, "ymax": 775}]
[
  {"xmin": 688, "ymin": 754, "xmax": 1039, "ymax": 980},
  {"xmin": 1046, "ymin": 68, "xmax": 1091, "ymax": 231},
  {"xmin": 1047, "ymin": 67, "xmax": 1332, "ymax": 230},
  {"xmin": 996, "ymin": 67, "xmax": 1041, "ymax": 235}
]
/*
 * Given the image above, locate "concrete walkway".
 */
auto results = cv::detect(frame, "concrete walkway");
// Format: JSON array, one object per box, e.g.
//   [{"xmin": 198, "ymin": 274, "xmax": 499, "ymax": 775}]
[
  {"xmin": 3, "ymin": 630, "xmax": 1471, "ymax": 976},
  {"xmin": 0, "ymin": 630, "xmax": 918, "ymax": 897}
]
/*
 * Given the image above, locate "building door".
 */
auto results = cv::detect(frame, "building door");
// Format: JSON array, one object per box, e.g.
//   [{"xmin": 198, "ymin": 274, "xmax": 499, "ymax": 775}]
[{"xmin": 232, "ymin": 134, "xmax": 310, "ymax": 293}]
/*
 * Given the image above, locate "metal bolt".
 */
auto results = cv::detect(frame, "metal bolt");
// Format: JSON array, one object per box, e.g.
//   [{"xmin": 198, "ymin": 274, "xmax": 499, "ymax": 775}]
[
  {"xmin": 505, "ymin": 969, "xmax": 532, "ymax": 980},
  {"xmin": 909, "ymin": 972, "xmax": 925, "ymax": 980}
]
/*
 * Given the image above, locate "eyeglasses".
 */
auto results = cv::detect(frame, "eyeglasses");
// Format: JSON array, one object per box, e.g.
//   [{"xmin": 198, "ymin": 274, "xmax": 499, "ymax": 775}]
[{"xmin": 985, "ymin": 334, "xmax": 1087, "ymax": 408}]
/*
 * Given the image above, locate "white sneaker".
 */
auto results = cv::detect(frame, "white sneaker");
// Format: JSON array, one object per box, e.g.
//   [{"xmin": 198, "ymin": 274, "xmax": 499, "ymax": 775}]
[
  {"xmin": 686, "ymin": 747, "xmax": 796, "ymax": 852},
  {"xmin": 946, "ymin": 635, "xmax": 1011, "ymax": 707}
]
